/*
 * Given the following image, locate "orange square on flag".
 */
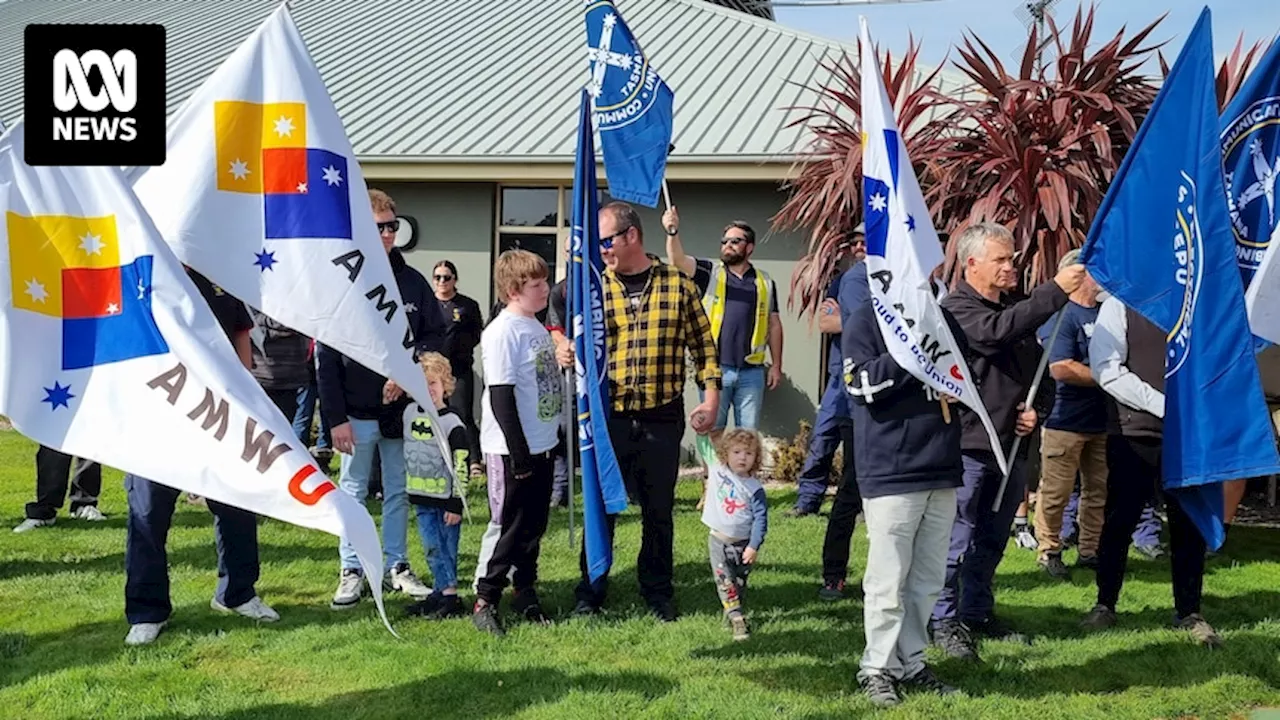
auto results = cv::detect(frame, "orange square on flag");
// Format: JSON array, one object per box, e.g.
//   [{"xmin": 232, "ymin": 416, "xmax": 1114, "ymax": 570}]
[
  {"xmin": 263, "ymin": 148, "xmax": 307, "ymax": 194},
  {"xmin": 62, "ymin": 266, "xmax": 123, "ymax": 319}
]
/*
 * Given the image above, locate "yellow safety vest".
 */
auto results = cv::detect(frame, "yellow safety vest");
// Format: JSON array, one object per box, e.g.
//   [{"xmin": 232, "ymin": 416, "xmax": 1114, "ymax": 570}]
[{"xmin": 703, "ymin": 263, "xmax": 772, "ymax": 366}]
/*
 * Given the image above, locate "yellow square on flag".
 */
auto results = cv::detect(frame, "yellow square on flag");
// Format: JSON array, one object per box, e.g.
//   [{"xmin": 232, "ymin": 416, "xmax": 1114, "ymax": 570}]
[
  {"xmin": 214, "ymin": 101, "xmax": 306, "ymax": 193},
  {"xmin": 7, "ymin": 212, "xmax": 121, "ymax": 317}
]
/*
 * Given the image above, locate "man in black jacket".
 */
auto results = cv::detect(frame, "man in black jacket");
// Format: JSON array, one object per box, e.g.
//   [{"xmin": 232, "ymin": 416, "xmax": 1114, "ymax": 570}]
[
  {"xmin": 319, "ymin": 188, "xmax": 446, "ymax": 610},
  {"xmin": 842, "ymin": 262, "xmax": 964, "ymax": 707},
  {"xmin": 249, "ymin": 309, "xmax": 311, "ymax": 425},
  {"xmin": 929, "ymin": 222, "xmax": 1083, "ymax": 660}
]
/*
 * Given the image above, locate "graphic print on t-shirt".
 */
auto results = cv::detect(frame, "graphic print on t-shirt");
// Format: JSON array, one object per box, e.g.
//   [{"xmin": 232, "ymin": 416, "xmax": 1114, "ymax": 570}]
[
  {"xmin": 716, "ymin": 474, "xmax": 748, "ymax": 516},
  {"xmin": 532, "ymin": 334, "xmax": 562, "ymax": 422},
  {"xmin": 405, "ymin": 411, "xmax": 450, "ymax": 496}
]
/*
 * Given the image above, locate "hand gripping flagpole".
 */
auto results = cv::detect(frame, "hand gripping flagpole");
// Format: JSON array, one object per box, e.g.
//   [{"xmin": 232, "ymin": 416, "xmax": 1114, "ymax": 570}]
[{"xmin": 989, "ymin": 307, "xmax": 1067, "ymax": 511}]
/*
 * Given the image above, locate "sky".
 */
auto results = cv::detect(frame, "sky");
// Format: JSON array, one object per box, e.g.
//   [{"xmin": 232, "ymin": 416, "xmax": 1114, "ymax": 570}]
[{"xmin": 774, "ymin": 0, "xmax": 1279, "ymax": 76}]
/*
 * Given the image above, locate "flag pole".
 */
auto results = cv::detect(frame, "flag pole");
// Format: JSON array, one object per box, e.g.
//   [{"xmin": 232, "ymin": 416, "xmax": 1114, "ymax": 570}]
[
  {"xmin": 989, "ymin": 306, "xmax": 1067, "ymax": 511},
  {"xmin": 662, "ymin": 178, "xmax": 672, "ymax": 209},
  {"xmin": 564, "ymin": 249, "xmax": 577, "ymax": 548}
]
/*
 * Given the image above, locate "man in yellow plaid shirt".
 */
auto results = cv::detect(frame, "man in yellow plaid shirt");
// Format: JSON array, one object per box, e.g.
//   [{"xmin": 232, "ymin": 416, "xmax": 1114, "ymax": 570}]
[{"xmin": 573, "ymin": 201, "xmax": 721, "ymax": 622}]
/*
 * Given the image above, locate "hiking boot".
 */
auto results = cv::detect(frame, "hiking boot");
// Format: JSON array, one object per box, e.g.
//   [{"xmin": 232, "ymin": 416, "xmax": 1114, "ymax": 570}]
[
  {"xmin": 818, "ymin": 579, "xmax": 846, "ymax": 602},
  {"xmin": 1013, "ymin": 523, "xmax": 1038, "ymax": 551},
  {"xmin": 932, "ymin": 619, "xmax": 980, "ymax": 661},
  {"xmin": 1038, "ymin": 554, "xmax": 1071, "ymax": 580},
  {"xmin": 729, "ymin": 614, "xmax": 750, "ymax": 641},
  {"xmin": 71, "ymin": 505, "xmax": 106, "ymax": 521},
  {"xmin": 899, "ymin": 665, "xmax": 961, "ymax": 696},
  {"xmin": 431, "ymin": 594, "xmax": 466, "ymax": 619},
  {"xmin": 512, "ymin": 589, "xmax": 552, "ymax": 625},
  {"xmin": 331, "ymin": 568, "xmax": 365, "ymax": 610},
  {"xmin": 386, "ymin": 563, "xmax": 432, "ymax": 600},
  {"xmin": 212, "ymin": 595, "xmax": 279, "ymax": 622},
  {"xmin": 969, "ymin": 615, "xmax": 1029, "ymax": 644},
  {"xmin": 859, "ymin": 673, "xmax": 901, "ymax": 708},
  {"xmin": 1080, "ymin": 604, "xmax": 1117, "ymax": 631},
  {"xmin": 1177, "ymin": 613, "xmax": 1223, "ymax": 648},
  {"xmin": 1134, "ymin": 543, "xmax": 1165, "ymax": 560},
  {"xmin": 12, "ymin": 517, "xmax": 54, "ymax": 533},
  {"xmin": 472, "ymin": 602, "xmax": 505, "ymax": 637},
  {"xmin": 649, "ymin": 599, "xmax": 679, "ymax": 623},
  {"xmin": 1075, "ymin": 553, "xmax": 1099, "ymax": 570},
  {"xmin": 572, "ymin": 600, "xmax": 601, "ymax": 617}
]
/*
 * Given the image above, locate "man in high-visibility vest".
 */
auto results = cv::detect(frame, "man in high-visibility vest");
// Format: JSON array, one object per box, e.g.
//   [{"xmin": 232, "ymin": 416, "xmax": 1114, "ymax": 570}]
[{"xmin": 664, "ymin": 206, "xmax": 783, "ymax": 432}]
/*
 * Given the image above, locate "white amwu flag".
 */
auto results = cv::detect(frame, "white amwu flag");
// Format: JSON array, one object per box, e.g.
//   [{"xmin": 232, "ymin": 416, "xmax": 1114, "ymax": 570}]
[
  {"xmin": 0, "ymin": 121, "xmax": 391, "ymax": 625},
  {"xmin": 859, "ymin": 18, "xmax": 1007, "ymax": 474},
  {"xmin": 131, "ymin": 5, "xmax": 451, "ymax": 473}
]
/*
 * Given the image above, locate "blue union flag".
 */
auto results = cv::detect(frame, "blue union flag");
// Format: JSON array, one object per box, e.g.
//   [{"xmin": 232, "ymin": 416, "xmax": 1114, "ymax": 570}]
[{"xmin": 569, "ymin": 89, "xmax": 627, "ymax": 581}]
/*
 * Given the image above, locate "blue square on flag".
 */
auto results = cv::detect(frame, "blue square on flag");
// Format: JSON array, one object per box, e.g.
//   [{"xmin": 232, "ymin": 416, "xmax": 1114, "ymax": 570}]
[
  {"xmin": 263, "ymin": 148, "xmax": 352, "ymax": 239},
  {"xmin": 61, "ymin": 255, "xmax": 169, "ymax": 370}
]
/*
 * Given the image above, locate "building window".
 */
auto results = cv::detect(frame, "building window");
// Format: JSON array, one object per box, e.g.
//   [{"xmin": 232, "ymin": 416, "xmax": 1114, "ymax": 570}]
[{"xmin": 495, "ymin": 185, "xmax": 620, "ymax": 294}]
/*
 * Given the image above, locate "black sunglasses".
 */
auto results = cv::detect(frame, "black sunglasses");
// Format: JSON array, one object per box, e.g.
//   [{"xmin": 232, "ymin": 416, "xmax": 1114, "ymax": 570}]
[
  {"xmin": 721, "ymin": 236, "xmax": 749, "ymax": 246},
  {"xmin": 376, "ymin": 220, "xmax": 400, "ymax": 234},
  {"xmin": 600, "ymin": 227, "xmax": 631, "ymax": 249},
  {"xmin": 434, "ymin": 274, "xmax": 454, "ymax": 282}
]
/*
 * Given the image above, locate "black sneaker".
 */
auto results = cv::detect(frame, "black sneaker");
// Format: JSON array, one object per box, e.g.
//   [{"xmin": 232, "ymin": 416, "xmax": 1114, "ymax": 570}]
[
  {"xmin": 969, "ymin": 615, "xmax": 1030, "ymax": 644},
  {"xmin": 404, "ymin": 594, "xmax": 441, "ymax": 617},
  {"xmin": 472, "ymin": 602, "xmax": 505, "ymax": 637},
  {"xmin": 818, "ymin": 579, "xmax": 846, "ymax": 602},
  {"xmin": 899, "ymin": 665, "xmax": 960, "ymax": 696},
  {"xmin": 572, "ymin": 599, "xmax": 601, "ymax": 617},
  {"xmin": 513, "ymin": 590, "xmax": 553, "ymax": 626},
  {"xmin": 1075, "ymin": 553, "xmax": 1099, "ymax": 570},
  {"xmin": 858, "ymin": 673, "xmax": 901, "ymax": 708},
  {"xmin": 1038, "ymin": 554, "xmax": 1071, "ymax": 580},
  {"xmin": 430, "ymin": 594, "xmax": 466, "ymax": 619},
  {"xmin": 649, "ymin": 600, "xmax": 679, "ymax": 623},
  {"xmin": 931, "ymin": 619, "xmax": 980, "ymax": 661},
  {"xmin": 1080, "ymin": 603, "xmax": 1117, "ymax": 631}
]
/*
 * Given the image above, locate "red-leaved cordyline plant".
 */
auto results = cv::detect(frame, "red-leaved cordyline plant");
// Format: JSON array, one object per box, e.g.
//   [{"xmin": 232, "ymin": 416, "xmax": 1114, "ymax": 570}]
[
  {"xmin": 921, "ymin": 6, "xmax": 1164, "ymax": 287},
  {"xmin": 772, "ymin": 36, "xmax": 944, "ymax": 321}
]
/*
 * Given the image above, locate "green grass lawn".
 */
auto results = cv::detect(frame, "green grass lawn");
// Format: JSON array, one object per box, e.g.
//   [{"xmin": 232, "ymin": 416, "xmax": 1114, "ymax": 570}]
[{"xmin": 2, "ymin": 430, "xmax": 1279, "ymax": 719}]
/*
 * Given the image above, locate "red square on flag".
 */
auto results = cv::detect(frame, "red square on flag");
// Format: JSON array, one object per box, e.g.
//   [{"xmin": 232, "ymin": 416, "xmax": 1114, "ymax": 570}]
[
  {"xmin": 62, "ymin": 266, "xmax": 123, "ymax": 319},
  {"xmin": 263, "ymin": 148, "xmax": 307, "ymax": 194}
]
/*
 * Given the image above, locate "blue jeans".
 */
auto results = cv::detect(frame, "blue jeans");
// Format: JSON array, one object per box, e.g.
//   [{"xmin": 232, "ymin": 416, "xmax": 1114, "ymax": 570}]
[
  {"xmin": 124, "ymin": 474, "xmax": 259, "ymax": 624},
  {"xmin": 294, "ymin": 377, "xmax": 331, "ymax": 451},
  {"xmin": 932, "ymin": 452, "xmax": 1026, "ymax": 625},
  {"xmin": 710, "ymin": 365, "xmax": 766, "ymax": 430},
  {"xmin": 413, "ymin": 505, "xmax": 461, "ymax": 591},
  {"xmin": 795, "ymin": 373, "xmax": 851, "ymax": 512},
  {"xmin": 338, "ymin": 418, "xmax": 408, "ymax": 571},
  {"xmin": 1062, "ymin": 489, "xmax": 1162, "ymax": 548}
]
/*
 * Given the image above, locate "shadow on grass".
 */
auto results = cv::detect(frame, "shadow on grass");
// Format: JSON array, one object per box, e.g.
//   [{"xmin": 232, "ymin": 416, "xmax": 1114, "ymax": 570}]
[
  {"xmin": 0, "ymin": 600, "xmax": 376, "ymax": 690},
  {"xmin": 153, "ymin": 668, "xmax": 677, "ymax": 720}
]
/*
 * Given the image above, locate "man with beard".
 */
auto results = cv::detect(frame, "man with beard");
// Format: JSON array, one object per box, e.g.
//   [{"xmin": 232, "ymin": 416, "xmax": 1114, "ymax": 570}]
[{"xmin": 665, "ymin": 208, "xmax": 783, "ymax": 432}]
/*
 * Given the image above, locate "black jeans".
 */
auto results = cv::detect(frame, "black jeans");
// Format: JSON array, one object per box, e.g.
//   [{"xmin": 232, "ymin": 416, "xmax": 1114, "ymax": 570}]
[
  {"xmin": 27, "ymin": 445, "xmax": 102, "ymax": 520},
  {"xmin": 474, "ymin": 452, "xmax": 555, "ymax": 604},
  {"xmin": 821, "ymin": 422, "xmax": 862, "ymax": 583},
  {"xmin": 449, "ymin": 368, "xmax": 483, "ymax": 467},
  {"xmin": 576, "ymin": 415, "xmax": 684, "ymax": 607},
  {"xmin": 1096, "ymin": 434, "xmax": 1205, "ymax": 618}
]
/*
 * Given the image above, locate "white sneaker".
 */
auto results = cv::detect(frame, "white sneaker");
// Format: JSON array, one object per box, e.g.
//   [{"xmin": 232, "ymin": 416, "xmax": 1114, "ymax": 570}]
[
  {"xmin": 124, "ymin": 622, "xmax": 166, "ymax": 646},
  {"xmin": 212, "ymin": 595, "xmax": 280, "ymax": 622},
  {"xmin": 71, "ymin": 505, "xmax": 106, "ymax": 521},
  {"xmin": 331, "ymin": 568, "xmax": 365, "ymax": 609},
  {"xmin": 1015, "ymin": 525, "xmax": 1039, "ymax": 551},
  {"xmin": 386, "ymin": 563, "xmax": 432, "ymax": 600},
  {"xmin": 12, "ymin": 518, "xmax": 54, "ymax": 533}
]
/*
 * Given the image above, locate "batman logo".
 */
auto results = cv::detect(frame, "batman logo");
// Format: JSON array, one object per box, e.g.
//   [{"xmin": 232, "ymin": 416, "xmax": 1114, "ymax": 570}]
[{"xmin": 410, "ymin": 418, "xmax": 435, "ymax": 441}]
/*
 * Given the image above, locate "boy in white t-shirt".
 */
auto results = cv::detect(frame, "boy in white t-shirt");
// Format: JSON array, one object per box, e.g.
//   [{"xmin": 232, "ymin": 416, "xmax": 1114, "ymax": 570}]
[
  {"xmin": 699, "ymin": 429, "xmax": 769, "ymax": 642},
  {"xmin": 472, "ymin": 250, "xmax": 563, "ymax": 637}
]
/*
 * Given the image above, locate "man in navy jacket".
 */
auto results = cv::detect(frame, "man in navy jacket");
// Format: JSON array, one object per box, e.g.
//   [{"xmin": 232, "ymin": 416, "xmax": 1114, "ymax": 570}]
[{"xmin": 841, "ymin": 261, "xmax": 964, "ymax": 707}]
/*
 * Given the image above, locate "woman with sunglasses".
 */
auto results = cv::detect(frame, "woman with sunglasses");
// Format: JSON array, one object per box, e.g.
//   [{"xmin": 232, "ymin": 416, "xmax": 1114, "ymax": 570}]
[{"xmin": 432, "ymin": 260, "xmax": 485, "ymax": 478}]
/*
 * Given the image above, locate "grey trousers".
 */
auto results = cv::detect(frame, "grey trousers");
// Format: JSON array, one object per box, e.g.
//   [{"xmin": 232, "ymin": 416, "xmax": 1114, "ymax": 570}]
[
  {"xmin": 859, "ymin": 487, "xmax": 957, "ymax": 682},
  {"xmin": 708, "ymin": 534, "xmax": 752, "ymax": 617}
]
